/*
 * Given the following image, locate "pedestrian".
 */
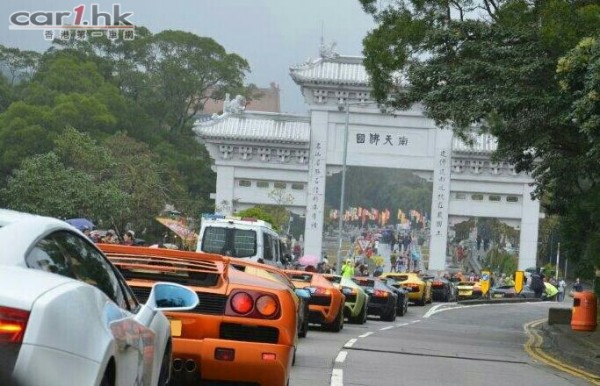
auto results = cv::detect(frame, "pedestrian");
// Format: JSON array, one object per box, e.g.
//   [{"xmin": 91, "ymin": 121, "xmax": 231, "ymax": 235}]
[
  {"xmin": 557, "ymin": 278, "xmax": 566, "ymax": 301},
  {"xmin": 122, "ymin": 230, "xmax": 135, "ymax": 246},
  {"xmin": 104, "ymin": 229, "xmax": 119, "ymax": 244},
  {"xmin": 543, "ymin": 280, "xmax": 559, "ymax": 301},
  {"xmin": 390, "ymin": 251, "xmax": 397, "ymax": 272},
  {"xmin": 530, "ymin": 268, "xmax": 545, "ymax": 298},
  {"xmin": 341, "ymin": 259, "xmax": 354, "ymax": 278},
  {"xmin": 572, "ymin": 277, "xmax": 583, "ymax": 292},
  {"xmin": 82, "ymin": 226, "xmax": 93, "ymax": 240},
  {"xmin": 497, "ymin": 273, "xmax": 507, "ymax": 287}
]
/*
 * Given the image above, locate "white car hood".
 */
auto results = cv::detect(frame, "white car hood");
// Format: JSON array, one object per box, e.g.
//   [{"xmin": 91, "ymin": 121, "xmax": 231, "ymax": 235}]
[{"xmin": 0, "ymin": 266, "xmax": 75, "ymax": 311}]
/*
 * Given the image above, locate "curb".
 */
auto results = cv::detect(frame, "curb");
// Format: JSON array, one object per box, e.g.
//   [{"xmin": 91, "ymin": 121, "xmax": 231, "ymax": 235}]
[
  {"xmin": 524, "ymin": 319, "xmax": 600, "ymax": 385},
  {"xmin": 458, "ymin": 298, "xmax": 543, "ymax": 306}
]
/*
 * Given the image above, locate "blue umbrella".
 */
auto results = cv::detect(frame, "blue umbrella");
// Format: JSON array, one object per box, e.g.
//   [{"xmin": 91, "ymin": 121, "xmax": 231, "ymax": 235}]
[{"xmin": 66, "ymin": 218, "xmax": 95, "ymax": 231}]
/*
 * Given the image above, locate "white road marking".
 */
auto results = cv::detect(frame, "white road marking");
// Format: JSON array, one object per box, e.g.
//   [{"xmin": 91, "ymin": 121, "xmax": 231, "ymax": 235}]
[
  {"xmin": 358, "ymin": 332, "xmax": 373, "ymax": 338},
  {"xmin": 380, "ymin": 326, "xmax": 394, "ymax": 331},
  {"xmin": 335, "ymin": 351, "xmax": 348, "ymax": 363},
  {"xmin": 344, "ymin": 338, "xmax": 358, "ymax": 348},
  {"xmin": 395, "ymin": 322, "xmax": 409, "ymax": 327},
  {"xmin": 423, "ymin": 304, "xmax": 445, "ymax": 318},
  {"xmin": 330, "ymin": 369, "xmax": 344, "ymax": 386}
]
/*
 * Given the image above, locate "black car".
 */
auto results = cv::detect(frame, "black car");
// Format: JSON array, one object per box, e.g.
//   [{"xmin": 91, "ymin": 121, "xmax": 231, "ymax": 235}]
[
  {"xmin": 381, "ymin": 278, "xmax": 409, "ymax": 316},
  {"xmin": 352, "ymin": 277, "xmax": 398, "ymax": 321},
  {"xmin": 430, "ymin": 277, "xmax": 458, "ymax": 302}
]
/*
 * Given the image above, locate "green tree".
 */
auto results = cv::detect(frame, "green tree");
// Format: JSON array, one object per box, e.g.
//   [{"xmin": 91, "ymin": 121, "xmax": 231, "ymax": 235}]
[
  {"xmin": 103, "ymin": 133, "xmax": 175, "ymax": 233},
  {"xmin": 358, "ymin": 0, "xmax": 600, "ymax": 273},
  {"xmin": 0, "ymin": 152, "xmax": 127, "ymax": 220},
  {"xmin": 235, "ymin": 207, "xmax": 278, "ymax": 231},
  {"xmin": 0, "ymin": 44, "xmax": 40, "ymax": 85}
]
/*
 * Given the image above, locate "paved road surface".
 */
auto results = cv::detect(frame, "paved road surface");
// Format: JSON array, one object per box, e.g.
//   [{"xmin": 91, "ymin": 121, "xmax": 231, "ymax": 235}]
[{"xmin": 290, "ymin": 301, "xmax": 589, "ymax": 386}]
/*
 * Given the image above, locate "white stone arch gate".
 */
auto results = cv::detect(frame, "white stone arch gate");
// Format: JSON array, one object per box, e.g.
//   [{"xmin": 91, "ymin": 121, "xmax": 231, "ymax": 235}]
[{"xmin": 194, "ymin": 53, "xmax": 539, "ymax": 271}]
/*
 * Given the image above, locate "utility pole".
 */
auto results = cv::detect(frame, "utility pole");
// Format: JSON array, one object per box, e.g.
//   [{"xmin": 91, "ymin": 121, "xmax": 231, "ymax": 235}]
[
  {"xmin": 555, "ymin": 242, "xmax": 560, "ymax": 281},
  {"xmin": 336, "ymin": 100, "xmax": 350, "ymax": 274}
]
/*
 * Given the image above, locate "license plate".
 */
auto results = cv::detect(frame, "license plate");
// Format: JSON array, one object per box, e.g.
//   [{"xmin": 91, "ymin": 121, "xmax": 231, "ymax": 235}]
[
  {"xmin": 169, "ymin": 319, "xmax": 182, "ymax": 337},
  {"xmin": 493, "ymin": 294, "xmax": 503, "ymax": 298},
  {"xmin": 459, "ymin": 291, "xmax": 469, "ymax": 295}
]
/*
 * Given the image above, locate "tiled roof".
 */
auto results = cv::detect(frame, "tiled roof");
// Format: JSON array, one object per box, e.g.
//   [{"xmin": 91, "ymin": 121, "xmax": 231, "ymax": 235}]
[
  {"xmin": 290, "ymin": 56, "xmax": 370, "ymax": 86},
  {"xmin": 452, "ymin": 133, "xmax": 498, "ymax": 153},
  {"xmin": 193, "ymin": 112, "xmax": 310, "ymax": 144}
]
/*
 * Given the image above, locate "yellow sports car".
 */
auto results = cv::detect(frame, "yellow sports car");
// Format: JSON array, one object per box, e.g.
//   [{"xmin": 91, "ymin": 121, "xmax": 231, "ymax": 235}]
[{"xmin": 379, "ymin": 272, "xmax": 432, "ymax": 306}]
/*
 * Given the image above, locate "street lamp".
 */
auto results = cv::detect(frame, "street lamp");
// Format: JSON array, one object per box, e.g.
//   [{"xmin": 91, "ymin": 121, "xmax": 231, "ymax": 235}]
[{"xmin": 336, "ymin": 99, "xmax": 367, "ymax": 274}]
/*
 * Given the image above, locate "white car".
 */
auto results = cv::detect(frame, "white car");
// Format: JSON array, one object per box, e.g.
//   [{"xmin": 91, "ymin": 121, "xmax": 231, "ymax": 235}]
[{"xmin": 0, "ymin": 209, "xmax": 199, "ymax": 386}]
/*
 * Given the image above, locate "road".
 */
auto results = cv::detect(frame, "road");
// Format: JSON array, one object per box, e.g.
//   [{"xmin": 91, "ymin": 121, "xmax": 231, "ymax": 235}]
[{"xmin": 290, "ymin": 301, "xmax": 589, "ymax": 386}]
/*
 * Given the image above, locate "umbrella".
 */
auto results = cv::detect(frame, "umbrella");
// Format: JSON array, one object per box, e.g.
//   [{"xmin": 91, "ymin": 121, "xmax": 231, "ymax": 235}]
[
  {"xmin": 66, "ymin": 218, "xmax": 95, "ymax": 231},
  {"xmin": 298, "ymin": 255, "xmax": 319, "ymax": 267}
]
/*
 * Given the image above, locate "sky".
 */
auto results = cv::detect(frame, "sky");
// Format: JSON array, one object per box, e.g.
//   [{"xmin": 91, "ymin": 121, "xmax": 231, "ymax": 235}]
[{"xmin": 1, "ymin": 0, "xmax": 375, "ymax": 114}]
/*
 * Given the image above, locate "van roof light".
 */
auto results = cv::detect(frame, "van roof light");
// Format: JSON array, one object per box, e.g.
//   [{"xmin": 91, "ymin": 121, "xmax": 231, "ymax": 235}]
[{"xmin": 202, "ymin": 214, "xmax": 226, "ymax": 220}]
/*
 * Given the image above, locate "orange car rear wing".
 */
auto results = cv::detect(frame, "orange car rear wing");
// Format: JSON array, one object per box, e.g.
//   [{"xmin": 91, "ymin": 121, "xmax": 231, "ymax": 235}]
[{"xmin": 99, "ymin": 244, "xmax": 229, "ymax": 287}]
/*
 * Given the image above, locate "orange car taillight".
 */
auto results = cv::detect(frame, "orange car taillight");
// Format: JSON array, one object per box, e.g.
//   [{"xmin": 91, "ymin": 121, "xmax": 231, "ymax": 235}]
[
  {"xmin": 256, "ymin": 295, "xmax": 278, "ymax": 317},
  {"xmin": 226, "ymin": 290, "xmax": 281, "ymax": 319},
  {"xmin": 374, "ymin": 290, "xmax": 389, "ymax": 298},
  {"xmin": 230, "ymin": 292, "xmax": 254, "ymax": 315},
  {"xmin": 0, "ymin": 306, "xmax": 29, "ymax": 343}
]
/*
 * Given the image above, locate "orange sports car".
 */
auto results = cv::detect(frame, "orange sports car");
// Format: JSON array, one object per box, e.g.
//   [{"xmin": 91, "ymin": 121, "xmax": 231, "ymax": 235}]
[
  {"xmin": 100, "ymin": 244, "xmax": 297, "ymax": 386},
  {"xmin": 283, "ymin": 269, "xmax": 345, "ymax": 332},
  {"xmin": 229, "ymin": 259, "xmax": 311, "ymax": 338}
]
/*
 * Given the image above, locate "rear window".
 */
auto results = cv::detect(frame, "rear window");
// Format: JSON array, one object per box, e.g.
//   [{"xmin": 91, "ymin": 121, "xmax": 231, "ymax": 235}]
[
  {"xmin": 324, "ymin": 276, "xmax": 342, "ymax": 284},
  {"xmin": 288, "ymin": 273, "xmax": 313, "ymax": 282},
  {"xmin": 201, "ymin": 226, "xmax": 256, "ymax": 258},
  {"xmin": 389, "ymin": 275, "xmax": 408, "ymax": 282}
]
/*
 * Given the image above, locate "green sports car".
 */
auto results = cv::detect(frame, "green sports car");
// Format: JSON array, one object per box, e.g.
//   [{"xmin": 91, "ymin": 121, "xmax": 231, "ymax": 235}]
[{"xmin": 323, "ymin": 273, "xmax": 369, "ymax": 324}]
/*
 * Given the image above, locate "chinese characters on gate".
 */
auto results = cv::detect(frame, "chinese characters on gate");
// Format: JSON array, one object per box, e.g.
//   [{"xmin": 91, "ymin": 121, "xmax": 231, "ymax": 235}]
[
  {"xmin": 433, "ymin": 149, "xmax": 451, "ymax": 238},
  {"xmin": 355, "ymin": 133, "xmax": 409, "ymax": 147},
  {"xmin": 307, "ymin": 142, "xmax": 326, "ymax": 231}
]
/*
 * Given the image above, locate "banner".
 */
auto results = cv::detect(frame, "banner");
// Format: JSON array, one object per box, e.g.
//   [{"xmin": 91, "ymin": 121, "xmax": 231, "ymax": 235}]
[{"xmin": 155, "ymin": 217, "xmax": 197, "ymax": 245}]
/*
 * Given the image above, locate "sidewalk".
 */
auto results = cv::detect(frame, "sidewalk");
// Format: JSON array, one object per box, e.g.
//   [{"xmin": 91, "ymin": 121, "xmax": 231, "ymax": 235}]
[{"xmin": 536, "ymin": 320, "xmax": 600, "ymax": 380}]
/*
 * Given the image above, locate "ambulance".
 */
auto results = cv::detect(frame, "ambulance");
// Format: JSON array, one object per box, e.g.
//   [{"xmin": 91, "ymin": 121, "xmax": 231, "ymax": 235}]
[{"xmin": 196, "ymin": 214, "xmax": 289, "ymax": 267}]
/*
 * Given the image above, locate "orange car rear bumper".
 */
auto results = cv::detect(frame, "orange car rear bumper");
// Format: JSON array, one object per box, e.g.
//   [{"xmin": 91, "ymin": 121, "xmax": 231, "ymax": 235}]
[
  {"xmin": 308, "ymin": 304, "xmax": 339, "ymax": 324},
  {"xmin": 173, "ymin": 337, "xmax": 293, "ymax": 386}
]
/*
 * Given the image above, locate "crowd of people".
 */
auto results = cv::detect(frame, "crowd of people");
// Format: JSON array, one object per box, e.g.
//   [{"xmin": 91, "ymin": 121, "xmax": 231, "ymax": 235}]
[{"xmin": 83, "ymin": 228, "xmax": 137, "ymax": 246}]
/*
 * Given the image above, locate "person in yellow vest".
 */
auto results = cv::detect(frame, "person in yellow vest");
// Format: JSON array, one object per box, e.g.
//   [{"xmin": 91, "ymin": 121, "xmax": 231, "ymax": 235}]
[
  {"xmin": 342, "ymin": 259, "xmax": 355, "ymax": 278},
  {"xmin": 544, "ymin": 280, "xmax": 559, "ymax": 300},
  {"xmin": 505, "ymin": 274, "xmax": 515, "ymax": 287}
]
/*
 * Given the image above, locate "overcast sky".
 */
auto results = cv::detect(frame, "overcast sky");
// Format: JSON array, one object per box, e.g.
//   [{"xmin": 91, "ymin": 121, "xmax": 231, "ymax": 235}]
[{"xmin": 1, "ymin": 0, "xmax": 375, "ymax": 114}]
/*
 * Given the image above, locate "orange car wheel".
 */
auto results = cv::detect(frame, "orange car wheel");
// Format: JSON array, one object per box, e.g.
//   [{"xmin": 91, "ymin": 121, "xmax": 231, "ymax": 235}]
[{"xmin": 326, "ymin": 307, "xmax": 344, "ymax": 332}]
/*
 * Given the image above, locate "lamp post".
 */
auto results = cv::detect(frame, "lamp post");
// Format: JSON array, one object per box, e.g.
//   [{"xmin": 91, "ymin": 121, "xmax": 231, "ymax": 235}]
[{"xmin": 336, "ymin": 101, "xmax": 351, "ymax": 274}]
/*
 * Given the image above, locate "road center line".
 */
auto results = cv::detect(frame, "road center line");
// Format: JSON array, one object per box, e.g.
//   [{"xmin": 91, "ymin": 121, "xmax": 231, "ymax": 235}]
[
  {"xmin": 335, "ymin": 351, "xmax": 348, "ymax": 363},
  {"xmin": 330, "ymin": 369, "xmax": 344, "ymax": 386},
  {"xmin": 344, "ymin": 338, "xmax": 358, "ymax": 348},
  {"xmin": 380, "ymin": 326, "xmax": 394, "ymax": 331},
  {"xmin": 358, "ymin": 332, "xmax": 373, "ymax": 338},
  {"xmin": 395, "ymin": 322, "xmax": 409, "ymax": 327}
]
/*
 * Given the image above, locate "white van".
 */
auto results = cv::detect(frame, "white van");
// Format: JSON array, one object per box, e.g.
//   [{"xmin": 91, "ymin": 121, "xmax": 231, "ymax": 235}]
[{"xmin": 196, "ymin": 215, "xmax": 289, "ymax": 267}]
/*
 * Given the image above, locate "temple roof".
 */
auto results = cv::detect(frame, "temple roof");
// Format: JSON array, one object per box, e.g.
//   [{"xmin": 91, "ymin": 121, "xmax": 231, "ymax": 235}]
[
  {"xmin": 290, "ymin": 55, "xmax": 370, "ymax": 86},
  {"xmin": 452, "ymin": 133, "xmax": 498, "ymax": 154},
  {"xmin": 193, "ymin": 111, "xmax": 311, "ymax": 144}
]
